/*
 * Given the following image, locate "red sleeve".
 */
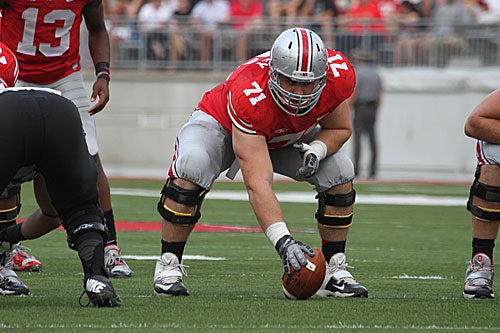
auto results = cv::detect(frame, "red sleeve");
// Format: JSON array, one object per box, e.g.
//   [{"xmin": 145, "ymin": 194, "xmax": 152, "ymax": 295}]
[
  {"xmin": 325, "ymin": 49, "xmax": 356, "ymax": 102},
  {"xmin": 227, "ymin": 79, "xmax": 272, "ymax": 136}
]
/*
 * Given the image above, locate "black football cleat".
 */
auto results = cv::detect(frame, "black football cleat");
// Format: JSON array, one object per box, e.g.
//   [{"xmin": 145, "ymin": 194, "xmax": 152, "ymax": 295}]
[{"xmin": 80, "ymin": 275, "xmax": 122, "ymax": 307}]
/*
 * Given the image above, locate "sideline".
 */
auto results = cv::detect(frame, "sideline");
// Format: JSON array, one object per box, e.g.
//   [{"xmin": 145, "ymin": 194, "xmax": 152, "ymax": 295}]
[{"xmin": 111, "ymin": 188, "xmax": 467, "ymax": 207}]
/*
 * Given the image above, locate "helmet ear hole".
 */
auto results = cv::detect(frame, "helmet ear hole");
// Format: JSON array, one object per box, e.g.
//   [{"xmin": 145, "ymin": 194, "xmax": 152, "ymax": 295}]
[{"xmin": 268, "ymin": 28, "xmax": 327, "ymax": 116}]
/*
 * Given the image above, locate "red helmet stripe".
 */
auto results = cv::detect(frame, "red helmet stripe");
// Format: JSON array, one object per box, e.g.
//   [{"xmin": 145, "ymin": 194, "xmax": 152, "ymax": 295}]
[{"xmin": 298, "ymin": 28, "xmax": 311, "ymax": 73}]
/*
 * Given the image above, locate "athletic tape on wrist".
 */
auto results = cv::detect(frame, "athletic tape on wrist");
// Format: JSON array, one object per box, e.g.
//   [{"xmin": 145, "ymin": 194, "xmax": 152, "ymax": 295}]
[
  {"xmin": 265, "ymin": 221, "xmax": 290, "ymax": 247},
  {"xmin": 307, "ymin": 140, "xmax": 327, "ymax": 161}
]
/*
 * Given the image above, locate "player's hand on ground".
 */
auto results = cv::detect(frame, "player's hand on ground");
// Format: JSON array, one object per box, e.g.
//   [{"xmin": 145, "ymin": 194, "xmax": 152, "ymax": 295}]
[{"xmin": 276, "ymin": 235, "xmax": 315, "ymax": 275}]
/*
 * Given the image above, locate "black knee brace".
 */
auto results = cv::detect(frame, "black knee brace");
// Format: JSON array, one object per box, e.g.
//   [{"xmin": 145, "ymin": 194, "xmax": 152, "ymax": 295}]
[
  {"xmin": 315, "ymin": 190, "xmax": 356, "ymax": 228},
  {"xmin": 0, "ymin": 187, "xmax": 21, "ymax": 223},
  {"xmin": 157, "ymin": 178, "xmax": 208, "ymax": 225},
  {"xmin": 467, "ymin": 166, "xmax": 500, "ymax": 221},
  {"xmin": 61, "ymin": 206, "xmax": 107, "ymax": 250}
]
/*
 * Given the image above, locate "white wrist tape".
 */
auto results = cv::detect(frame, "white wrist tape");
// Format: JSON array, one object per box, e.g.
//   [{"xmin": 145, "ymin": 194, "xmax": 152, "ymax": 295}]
[
  {"xmin": 307, "ymin": 140, "xmax": 327, "ymax": 161},
  {"xmin": 265, "ymin": 222, "xmax": 290, "ymax": 247}
]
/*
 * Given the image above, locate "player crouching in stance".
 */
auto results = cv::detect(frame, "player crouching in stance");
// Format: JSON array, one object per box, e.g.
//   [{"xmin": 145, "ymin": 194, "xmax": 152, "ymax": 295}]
[
  {"xmin": 463, "ymin": 88, "xmax": 500, "ymax": 299},
  {"xmin": 0, "ymin": 43, "xmax": 121, "ymax": 306},
  {"xmin": 153, "ymin": 27, "xmax": 368, "ymax": 298}
]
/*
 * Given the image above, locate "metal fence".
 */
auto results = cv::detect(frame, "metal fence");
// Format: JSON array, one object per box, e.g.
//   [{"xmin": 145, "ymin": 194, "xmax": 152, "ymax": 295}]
[{"xmin": 100, "ymin": 16, "xmax": 500, "ymax": 70}]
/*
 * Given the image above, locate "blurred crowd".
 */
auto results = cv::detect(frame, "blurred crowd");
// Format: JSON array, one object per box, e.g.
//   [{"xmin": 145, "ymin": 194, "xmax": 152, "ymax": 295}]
[{"xmin": 102, "ymin": 0, "xmax": 500, "ymax": 68}]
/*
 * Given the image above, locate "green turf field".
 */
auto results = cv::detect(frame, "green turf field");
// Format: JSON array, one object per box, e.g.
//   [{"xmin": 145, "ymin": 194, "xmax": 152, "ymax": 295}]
[{"xmin": 0, "ymin": 179, "xmax": 498, "ymax": 332}]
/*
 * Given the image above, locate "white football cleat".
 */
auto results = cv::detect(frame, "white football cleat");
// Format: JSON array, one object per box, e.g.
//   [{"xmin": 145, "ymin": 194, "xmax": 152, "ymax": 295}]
[
  {"xmin": 463, "ymin": 253, "xmax": 494, "ymax": 299},
  {"xmin": 0, "ymin": 266, "xmax": 30, "ymax": 295},
  {"xmin": 154, "ymin": 252, "xmax": 189, "ymax": 296},
  {"xmin": 316, "ymin": 253, "xmax": 368, "ymax": 298},
  {"xmin": 4, "ymin": 243, "xmax": 42, "ymax": 272},
  {"xmin": 104, "ymin": 244, "xmax": 133, "ymax": 278}
]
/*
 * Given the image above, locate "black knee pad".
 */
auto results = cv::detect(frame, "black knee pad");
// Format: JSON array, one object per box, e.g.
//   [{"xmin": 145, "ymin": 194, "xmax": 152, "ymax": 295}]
[
  {"xmin": 61, "ymin": 206, "xmax": 107, "ymax": 250},
  {"xmin": 315, "ymin": 190, "xmax": 356, "ymax": 228},
  {"xmin": 467, "ymin": 166, "xmax": 500, "ymax": 221},
  {"xmin": 157, "ymin": 178, "xmax": 208, "ymax": 225}
]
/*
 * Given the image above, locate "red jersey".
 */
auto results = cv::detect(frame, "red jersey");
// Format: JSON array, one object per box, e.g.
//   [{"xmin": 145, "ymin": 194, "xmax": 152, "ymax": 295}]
[
  {"xmin": 0, "ymin": 0, "xmax": 93, "ymax": 83},
  {"xmin": 346, "ymin": 1, "xmax": 386, "ymax": 34},
  {"xmin": 198, "ymin": 49, "xmax": 355, "ymax": 150},
  {"xmin": 229, "ymin": 0, "xmax": 263, "ymax": 30}
]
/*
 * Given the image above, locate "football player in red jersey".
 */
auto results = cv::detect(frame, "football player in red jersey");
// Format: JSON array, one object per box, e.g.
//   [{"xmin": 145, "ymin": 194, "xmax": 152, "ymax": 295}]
[
  {"xmin": 154, "ymin": 27, "xmax": 368, "ymax": 298},
  {"xmin": 0, "ymin": 0, "xmax": 132, "ymax": 277},
  {"xmin": 0, "ymin": 42, "xmax": 121, "ymax": 306},
  {"xmin": 462, "ymin": 88, "xmax": 500, "ymax": 299}
]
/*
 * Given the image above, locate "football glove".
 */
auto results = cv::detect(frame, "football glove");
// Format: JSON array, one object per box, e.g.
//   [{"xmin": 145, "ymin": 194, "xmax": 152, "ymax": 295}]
[
  {"xmin": 294, "ymin": 140, "xmax": 327, "ymax": 178},
  {"xmin": 275, "ymin": 235, "xmax": 315, "ymax": 275}
]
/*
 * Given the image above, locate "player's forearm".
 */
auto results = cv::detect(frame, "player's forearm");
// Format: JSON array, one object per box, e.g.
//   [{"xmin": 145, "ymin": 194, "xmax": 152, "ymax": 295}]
[
  {"xmin": 88, "ymin": 31, "xmax": 111, "ymax": 65},
  {"xmin": 465, "ymin": 117, "xmax": 500, "ymax": 144},
  {"xmin": 314, "ymin": 128, "xmax": 351, "ymax": 155},
  {"xmin": 246, "ymin": 183, "xmax": 284, "ymax": 231}
]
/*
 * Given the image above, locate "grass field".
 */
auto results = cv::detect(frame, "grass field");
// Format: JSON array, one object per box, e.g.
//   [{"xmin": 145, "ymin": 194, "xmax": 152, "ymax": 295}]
[{"xmin": 0, "ymin": 179, "xmax": 498, "ymax": 332}]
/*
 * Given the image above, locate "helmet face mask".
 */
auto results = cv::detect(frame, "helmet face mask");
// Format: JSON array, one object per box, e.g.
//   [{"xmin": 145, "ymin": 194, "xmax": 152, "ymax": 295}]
[
  {"xmin": 268, "ymin": 27, "xmax": 328, "ymax": 116},
  {"xmin": 269, "ymin": 71, "xmax": 326, "ymax": 116}
]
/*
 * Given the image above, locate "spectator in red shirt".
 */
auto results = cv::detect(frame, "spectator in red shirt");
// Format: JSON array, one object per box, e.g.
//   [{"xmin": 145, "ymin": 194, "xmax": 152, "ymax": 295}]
[
  {"xmin": 336, "ymin": 0, "xmax": 387, "ymax": 59},
  {"xmin": 228, "ymin": 0, "xmax": 264, "ymax": 61},
  {"xmin": 230, "ymin": 0, "xmax": 263, "ymax": 29}
]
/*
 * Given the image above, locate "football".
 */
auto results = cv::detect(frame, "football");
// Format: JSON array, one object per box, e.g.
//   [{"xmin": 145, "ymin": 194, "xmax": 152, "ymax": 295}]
[{"xmin": 282, "ymin": 248, "xmax": 326, "ymax": 300}]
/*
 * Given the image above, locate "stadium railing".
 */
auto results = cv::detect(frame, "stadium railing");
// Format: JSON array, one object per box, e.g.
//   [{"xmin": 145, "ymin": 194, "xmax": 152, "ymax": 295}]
[{"xmin": 98, "ymin": 16, "xmax": 500, "ymax": 70}]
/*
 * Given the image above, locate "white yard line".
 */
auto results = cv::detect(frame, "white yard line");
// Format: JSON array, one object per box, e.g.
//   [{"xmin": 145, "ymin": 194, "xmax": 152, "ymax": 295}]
[
  {"xmin": 392, "ymin": 274, "xmax": 444, "ymax": 280},
  {"xmin": 111, "ymin": 188, "xmax": 467, "ymax": 207},
  {"xmin": 2, "ymin": 323, "xmax": 499, "ymax": 331},
  {"xmin": 122, "ymin": 254, "xmax": 226, "ymax": 261}
]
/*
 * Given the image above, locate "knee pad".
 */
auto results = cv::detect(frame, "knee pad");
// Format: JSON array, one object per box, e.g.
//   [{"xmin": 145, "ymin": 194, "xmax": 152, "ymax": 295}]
[
  {"xmin": 467, "ymin": 167, "xmax": 500, "ymax": 221},
  {"xmin": 315, "ymin": 190, "xmax": 356, "ymax": 228},
  {"xmin": 157, "ymin": 178, "xmax": 208, "ymax": 225},
  {"xmin": 0, "ymin": 189, "xmax": 21, "ymax": 223},
  {"xmin": 61, "ymin": 206, "xmax": 107, "ymax": 250}
]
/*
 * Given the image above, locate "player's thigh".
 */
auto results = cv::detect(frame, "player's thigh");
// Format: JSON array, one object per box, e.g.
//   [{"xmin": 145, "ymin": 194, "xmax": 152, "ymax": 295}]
[
  {"xmin": 172, "ymin": 110, "xmax": 234, "ymax": 189},
  {"xmin": 0, "ymin": 115, "xmax": 27, "ymax": 197},
  {"xmin": 54, "ymin": 72, "xmax": 99, "ymax": 156},
  {"xmin": 17, "ymin": 73, "xmax": 99, "ymax": 155},
  {"xmin": 479, "ymin": 142, "xmax": 500, "ymax": 186},
  {"xmin": 272, "ymin": 148, "xmax": 355, "ymax": 193},
  {"xmin": 470, "ymin": 142, "xmax": 500, "ymax": 213},
  {"xmin": 37, "ymin": 98, "xmax": 98, "ymax": 213}
]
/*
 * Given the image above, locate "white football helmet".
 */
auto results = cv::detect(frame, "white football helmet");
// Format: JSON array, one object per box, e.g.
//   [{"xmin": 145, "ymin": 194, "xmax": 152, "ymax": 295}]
[
  {"xmin": 268, "ymin": 27, "xmax": 328, "ymax": 116},
  {"xmin": 0, "ymin": 42, "xmax": 18, "ymax": 88}
]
